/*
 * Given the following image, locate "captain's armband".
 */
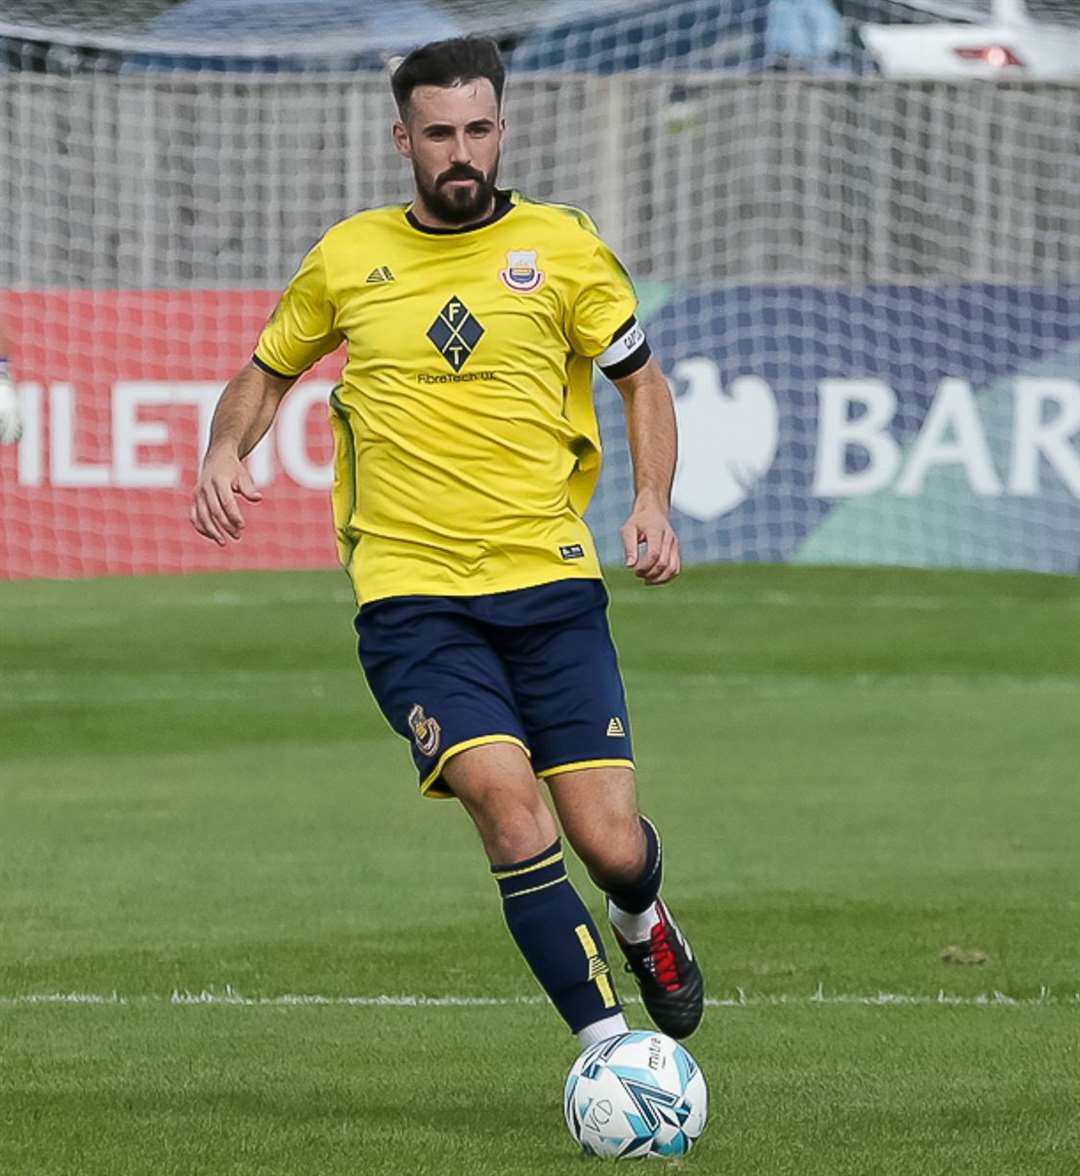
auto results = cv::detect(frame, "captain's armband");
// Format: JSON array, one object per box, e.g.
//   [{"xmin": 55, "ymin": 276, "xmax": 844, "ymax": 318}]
[{"xmin": 596, "ymin": 317, "xmax": 650, "ymax": 380}]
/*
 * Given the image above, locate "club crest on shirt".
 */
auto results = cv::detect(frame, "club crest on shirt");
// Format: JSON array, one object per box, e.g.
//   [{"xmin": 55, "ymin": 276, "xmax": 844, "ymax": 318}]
[
  {"xmin": 499, "ymin": 249, "xmax": 545, "ymax": 293},
  {"xmin": 407, "ymin": 703, "xmax": 441, "ymax": 757}
]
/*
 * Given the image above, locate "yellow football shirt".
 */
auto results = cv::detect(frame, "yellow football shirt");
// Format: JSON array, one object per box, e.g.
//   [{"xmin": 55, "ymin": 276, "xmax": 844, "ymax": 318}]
[{"xmin": 254, "ymin": 189, "xmax": 638, "ymax": 606}]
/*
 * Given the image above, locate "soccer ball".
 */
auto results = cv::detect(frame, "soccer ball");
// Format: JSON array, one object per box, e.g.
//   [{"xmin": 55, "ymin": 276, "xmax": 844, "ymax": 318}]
[{"xmin": 563, "ymin": 1030, "xmax": 708, "ymax": 1159}]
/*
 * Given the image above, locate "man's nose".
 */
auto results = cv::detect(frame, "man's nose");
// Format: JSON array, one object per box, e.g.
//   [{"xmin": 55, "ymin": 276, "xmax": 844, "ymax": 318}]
[{"xmin": 449, "ymin": 131, "xmax": 472, "ymax": 163}]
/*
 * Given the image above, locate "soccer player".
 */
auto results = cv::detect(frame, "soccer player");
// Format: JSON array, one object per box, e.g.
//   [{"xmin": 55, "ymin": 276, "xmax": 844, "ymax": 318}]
[
  {"xmin": 0, "ymin": 320, "xmax": 21, "ymax": 444},
  {"xmin": 191, "ymin": 36, "xmax": 703, "ymax": 1049}
]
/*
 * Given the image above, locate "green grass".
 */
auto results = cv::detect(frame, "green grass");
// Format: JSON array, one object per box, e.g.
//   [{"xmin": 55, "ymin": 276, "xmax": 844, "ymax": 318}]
[{"xmin": 1, "ymin": 564, "xmax": 1079, "ymax": 1174}]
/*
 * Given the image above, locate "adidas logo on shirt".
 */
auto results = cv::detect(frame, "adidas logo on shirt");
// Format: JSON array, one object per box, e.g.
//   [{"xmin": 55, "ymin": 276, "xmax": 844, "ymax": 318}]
[
  {"xmin": 366, "ymin": 266, "xmax": 395, "ymax": 283},
  {"xmin": 606, "ymin": 717, "xmax": 625, "ymax": 738}
]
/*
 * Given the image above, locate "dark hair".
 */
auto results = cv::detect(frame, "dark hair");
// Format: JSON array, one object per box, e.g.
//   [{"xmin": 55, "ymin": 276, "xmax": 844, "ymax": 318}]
[{"xmin": 391, "ymin": 36, "xmax": 506, "ymax": 117}]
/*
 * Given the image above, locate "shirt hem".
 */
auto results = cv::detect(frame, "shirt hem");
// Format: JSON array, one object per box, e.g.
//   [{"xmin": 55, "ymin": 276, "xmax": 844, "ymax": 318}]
[{"xmin": 355, "ymin": 565, "xmax": 605, "ymax": 611}]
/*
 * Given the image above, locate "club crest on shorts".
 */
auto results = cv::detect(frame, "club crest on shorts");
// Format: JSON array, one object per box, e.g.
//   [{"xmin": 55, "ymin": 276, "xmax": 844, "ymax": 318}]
[
  {"xmin": 407, "ymin": 704, "xmax": 441, "ymax": 757},
  {"xmin": 500, "ymin": 249, "xmax": 544, "ymax": 293}
]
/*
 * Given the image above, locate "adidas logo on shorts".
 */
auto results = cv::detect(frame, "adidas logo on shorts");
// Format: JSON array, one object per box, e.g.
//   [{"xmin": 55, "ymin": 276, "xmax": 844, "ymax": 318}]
[{"xmin": 606, "ymin": 717, "xmax": 625, "ymax": 737}]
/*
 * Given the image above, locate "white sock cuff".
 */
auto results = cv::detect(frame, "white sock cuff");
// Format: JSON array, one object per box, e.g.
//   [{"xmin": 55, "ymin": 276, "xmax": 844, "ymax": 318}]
[
  {"xmin": 608, "ymin": 897, "xmax": 662, "ymax": 945},
  {"xmin": 576, "ymin": 1011, "xmax": 630, "ymax": 1049}
]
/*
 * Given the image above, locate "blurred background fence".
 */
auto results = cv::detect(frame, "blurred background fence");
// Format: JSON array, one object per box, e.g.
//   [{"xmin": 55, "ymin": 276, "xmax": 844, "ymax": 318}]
[{"xmin": 3, "ymin": 74, "xmax": 1080, "ymax": 287}]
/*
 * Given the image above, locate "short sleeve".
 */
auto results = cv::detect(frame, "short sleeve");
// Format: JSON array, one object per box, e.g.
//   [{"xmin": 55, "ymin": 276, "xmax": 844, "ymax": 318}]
[
  {"xmin": 566, "ymin": 237, "xmax": 639, "ymax": 360},
  {"xmin": 254, "ymin": 242, "xmax": 343, "ymax": 378}
]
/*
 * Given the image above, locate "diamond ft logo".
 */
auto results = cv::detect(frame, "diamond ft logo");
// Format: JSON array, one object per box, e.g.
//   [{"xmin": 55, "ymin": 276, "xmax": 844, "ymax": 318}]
[{"xmin": 427, "ymin": 296, "xmax": 484, "ymax": 372}]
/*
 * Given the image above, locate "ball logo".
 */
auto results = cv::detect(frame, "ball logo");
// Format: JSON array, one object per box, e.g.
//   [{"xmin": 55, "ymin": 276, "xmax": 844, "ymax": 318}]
[
  {"xmin": 670, "ymin": 357, "xmax": 779, "ymax": 520},
  {"xmin": 499, "ymin": 249, "xmax": 544, "ymax": 293},
  {"xmin": 648, "ymin": 1036, "xmax": 663, "ymax": 1070},
  {"xmin": 586, "ymin": 1099, "xmax": 614, "ymax": 1129}
]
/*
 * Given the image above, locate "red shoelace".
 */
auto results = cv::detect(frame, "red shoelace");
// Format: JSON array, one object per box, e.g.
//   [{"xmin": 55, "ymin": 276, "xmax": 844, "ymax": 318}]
[{"xmin": 649, "ymin": 919, "xmax": 680, "ymax": 992}]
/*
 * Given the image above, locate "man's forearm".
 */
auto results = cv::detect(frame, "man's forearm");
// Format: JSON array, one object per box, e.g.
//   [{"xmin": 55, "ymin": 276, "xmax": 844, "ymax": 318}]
[
  {"xmin": 616, "ymin": 359, "xmax": 677, "ymax": 510},
  {"xmin": 207, "ymin": 361, "xmax": 293, "ymax": 460}
]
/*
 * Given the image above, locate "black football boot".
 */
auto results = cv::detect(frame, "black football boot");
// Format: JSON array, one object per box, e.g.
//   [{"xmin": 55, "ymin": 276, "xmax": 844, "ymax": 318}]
[{"xmin": 610, "ymin": 898, "xmax": 704, "ymax": 1039}]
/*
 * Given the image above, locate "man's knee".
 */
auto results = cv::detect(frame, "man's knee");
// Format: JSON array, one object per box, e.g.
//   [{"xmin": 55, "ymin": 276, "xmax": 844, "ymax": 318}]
[
  {"xmin": 479, "ymin": 784, "xmax": 557, "ymax": 865},
  {"xmin": 442, "ymin": 742, "xmax": 557, "ymax": 864},
  {"xmin": 576, "ymin": 816, "xmax": 647, "ymax": 888},
  {"xmin": 548, "ymin": 767, "xmax": 647, "ymax": 885}
]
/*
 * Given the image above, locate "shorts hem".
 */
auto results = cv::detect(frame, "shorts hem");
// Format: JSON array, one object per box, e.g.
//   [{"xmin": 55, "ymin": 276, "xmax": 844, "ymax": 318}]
[
  {"xmin": 420, "ymin": 734, "xmax": 531, "ymax": 799},
  {"xmin": 536, "ymin": 758, "xmax": 635, "ymax": 780}
]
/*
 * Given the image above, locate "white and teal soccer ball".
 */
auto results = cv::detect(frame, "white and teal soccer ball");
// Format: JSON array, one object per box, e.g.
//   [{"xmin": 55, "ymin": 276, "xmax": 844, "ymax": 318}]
[{"xmin": 563, "ymin": 1030, "xmax": 708, "ymax": 1159}]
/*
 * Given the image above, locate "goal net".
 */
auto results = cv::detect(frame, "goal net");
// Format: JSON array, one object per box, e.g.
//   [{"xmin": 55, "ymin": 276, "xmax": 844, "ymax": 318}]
[{"xmin": 2, "ymin": 0, "xmax": 1079, "ymax": 580}]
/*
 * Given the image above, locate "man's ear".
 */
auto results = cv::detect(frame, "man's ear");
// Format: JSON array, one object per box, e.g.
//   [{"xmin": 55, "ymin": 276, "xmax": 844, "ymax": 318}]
[{"xmin": 392, "ymin": 119, "xmax": 411, "ymax": 160}]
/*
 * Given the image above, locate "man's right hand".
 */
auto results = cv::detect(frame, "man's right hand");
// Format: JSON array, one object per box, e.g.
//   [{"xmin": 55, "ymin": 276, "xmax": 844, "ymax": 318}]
[
  {"xmin": 0, "ymin": 375, "xmax": 22, "ymax": 444},
  {"xmin": 190, "ymin": 446, "xmax": 263, "ymax": 546}
]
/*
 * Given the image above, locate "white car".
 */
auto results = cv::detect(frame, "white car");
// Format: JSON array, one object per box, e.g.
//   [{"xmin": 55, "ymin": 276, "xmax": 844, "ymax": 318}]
[{"xmin": 861, "ymin": 0, "xmax": 1080, "ymax": 79}]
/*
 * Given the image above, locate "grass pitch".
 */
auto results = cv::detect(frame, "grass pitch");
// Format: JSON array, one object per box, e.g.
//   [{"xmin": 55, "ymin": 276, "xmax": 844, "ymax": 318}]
[{"xmin": 1, "ymin": 564, "xmax": 1078, "ymax": 1175}]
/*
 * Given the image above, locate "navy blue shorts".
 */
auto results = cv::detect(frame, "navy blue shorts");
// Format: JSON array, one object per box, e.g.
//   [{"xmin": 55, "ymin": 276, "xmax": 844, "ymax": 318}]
[{"xmin": 354, "ymin": 579, "xmax": 634, "ymax": 797}]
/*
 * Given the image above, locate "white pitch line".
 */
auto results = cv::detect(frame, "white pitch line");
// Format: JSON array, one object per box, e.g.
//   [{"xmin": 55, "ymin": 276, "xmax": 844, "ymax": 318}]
[{"xmin": 1, "ymin": 987, "xmax": 1077, "ymax": 1009}]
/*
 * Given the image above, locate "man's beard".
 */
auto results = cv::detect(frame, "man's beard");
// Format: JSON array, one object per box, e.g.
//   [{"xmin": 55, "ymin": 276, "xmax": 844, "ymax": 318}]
[{"xmin": 416, "ymin": 157, "xmax": 499, "ymax": 226}]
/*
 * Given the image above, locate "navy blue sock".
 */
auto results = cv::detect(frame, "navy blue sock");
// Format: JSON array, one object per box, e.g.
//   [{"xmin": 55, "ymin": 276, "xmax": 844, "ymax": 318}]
[
  {"xmin": 604, "ymin": 815, "xmax": 663, "ymax": 915},
  {"xmin": 493, "ymin": 839, "xmax": 621, "ymax": 1033}
]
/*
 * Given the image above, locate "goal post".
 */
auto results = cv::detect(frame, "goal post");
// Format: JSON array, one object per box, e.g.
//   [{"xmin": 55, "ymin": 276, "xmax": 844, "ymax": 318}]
[{"xmin": 2, "ymin": 2, "xmax": 1079, "ymax": 579}]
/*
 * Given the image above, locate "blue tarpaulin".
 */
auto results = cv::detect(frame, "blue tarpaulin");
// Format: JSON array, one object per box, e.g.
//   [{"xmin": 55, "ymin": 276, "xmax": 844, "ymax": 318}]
[
  {"xmin": 126, "ymin": 0, "xmax": 463, "ymax": 71},
  {"xmin": 510, "ymin": 0, "xmax": 863, "ymax": 74}
]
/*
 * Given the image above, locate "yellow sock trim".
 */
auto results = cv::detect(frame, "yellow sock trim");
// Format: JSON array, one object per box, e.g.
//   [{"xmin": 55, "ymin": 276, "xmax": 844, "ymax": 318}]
[
  {"xmin": 575, "ymin": 924, "xmax": 617, "ymax": 1009},
  {"xmin": 501, "ymin": 874, "xmax": 569, "ymax": 899},
  {"xmin": 493, "ymin": 849, "xmax": 565, "ymax": 881}
]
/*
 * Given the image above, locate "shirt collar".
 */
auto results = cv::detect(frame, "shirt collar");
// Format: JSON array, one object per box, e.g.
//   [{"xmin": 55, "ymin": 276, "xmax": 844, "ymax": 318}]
[{"xmin": 405, "ymin": 188, "xmax": 515, "ymax": 235}]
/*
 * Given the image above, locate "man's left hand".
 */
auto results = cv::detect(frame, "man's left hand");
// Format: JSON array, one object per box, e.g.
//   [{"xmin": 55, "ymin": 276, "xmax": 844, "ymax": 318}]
[{"xmin": 620, "ymin": 496, "xmax": 681, "ymax": 585}]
